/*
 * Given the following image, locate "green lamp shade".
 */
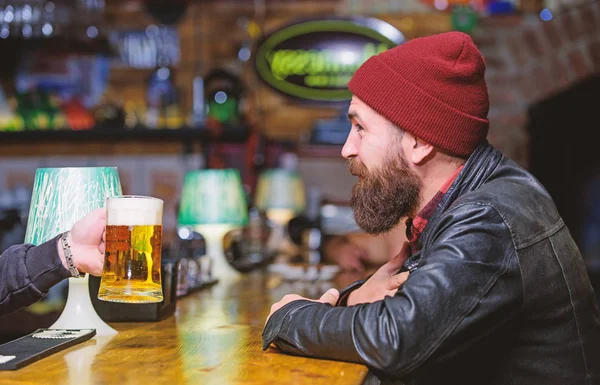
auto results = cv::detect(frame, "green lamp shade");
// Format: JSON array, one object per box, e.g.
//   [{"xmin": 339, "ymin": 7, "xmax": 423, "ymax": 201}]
[
  {"xmin": 178, "ymin": 169, "xmax": 248, "ymax": 226},
  {"xmin": 25, "ymin": 167, "xmax": 123, "ymax": 245},
  {"xmin": 255, "ymin": 169, "xmax": 305, "ymax": 213}
]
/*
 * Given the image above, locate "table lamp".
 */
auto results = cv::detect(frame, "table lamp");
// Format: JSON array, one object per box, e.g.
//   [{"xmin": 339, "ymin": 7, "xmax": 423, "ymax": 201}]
[
  {"xmin": 178, "ymin": 169, "xmax": 248, "ymax": 280},
  {"xmin": 254, "ymin": 169, "xmax": 306, "ymax": 254},
  {"xmin": 25, "ymin": 167, "xmax": 122, "ymax": 336}
]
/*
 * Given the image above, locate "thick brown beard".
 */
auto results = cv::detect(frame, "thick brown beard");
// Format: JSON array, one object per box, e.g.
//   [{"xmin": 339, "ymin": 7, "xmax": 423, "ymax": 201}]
[{"xmin": 348, "ymin": 153, "xmax": 421, "ymax": 235}]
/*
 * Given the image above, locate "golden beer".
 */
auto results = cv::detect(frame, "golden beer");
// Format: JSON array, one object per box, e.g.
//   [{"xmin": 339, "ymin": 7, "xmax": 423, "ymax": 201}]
[{"xmin": 98, "ymin": 196, "xmax": 164, "ymax": 303}]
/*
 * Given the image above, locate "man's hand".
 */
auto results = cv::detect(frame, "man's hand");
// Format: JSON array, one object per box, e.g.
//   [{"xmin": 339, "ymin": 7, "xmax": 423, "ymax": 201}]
[
  {"xmin": 266, "ymin": 288, "xmax": 340, "ymax": 325},
  {"xmin": 347, "ymin": 242, "xmax": 411, "ymax": 306},
  {"xmin": 58, "ymin": 208, "xmax": 107, "ymax": 276}
]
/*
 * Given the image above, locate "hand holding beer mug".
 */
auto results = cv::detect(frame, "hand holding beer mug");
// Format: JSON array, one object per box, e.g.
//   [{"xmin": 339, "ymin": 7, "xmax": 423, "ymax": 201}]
[{"xmin": 98, "ymin": 196, "xmax": 164, "ymax": 303}]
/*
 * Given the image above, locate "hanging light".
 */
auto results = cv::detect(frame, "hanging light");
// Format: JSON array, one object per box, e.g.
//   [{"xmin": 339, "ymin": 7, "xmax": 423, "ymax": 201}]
[
  {"xmin": 42, "ymin": 23, "xmax": 53, "ymax": 36},
  {"xmin": 22, "ymin": 24, "xmax": 33, "ymax": 38},
  {"xmin": 540, "ymin": 8, "xmax": 553, "ymax": 21},
  {"xmin": 86, "ymin": 25, "xmax": 98, "ymax": 38}
]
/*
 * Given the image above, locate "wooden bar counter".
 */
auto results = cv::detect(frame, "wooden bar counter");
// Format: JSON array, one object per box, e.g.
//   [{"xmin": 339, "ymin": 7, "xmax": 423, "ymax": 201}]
[{"xmin": 0, "ymin": 270, "xmax": 368, "ymax": 385}]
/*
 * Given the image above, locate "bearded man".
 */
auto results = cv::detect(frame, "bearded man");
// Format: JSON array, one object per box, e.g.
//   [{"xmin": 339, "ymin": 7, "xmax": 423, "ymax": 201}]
[{"xmin": 262, "ymin": 32, "xmax": 600, "ymax": 385}]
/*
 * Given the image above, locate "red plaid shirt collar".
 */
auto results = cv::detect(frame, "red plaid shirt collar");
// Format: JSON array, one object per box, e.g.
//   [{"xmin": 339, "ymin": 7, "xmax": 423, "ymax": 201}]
[{"xmin": 405, "ymin": 165, "xmax": 464, "ymax": 254}]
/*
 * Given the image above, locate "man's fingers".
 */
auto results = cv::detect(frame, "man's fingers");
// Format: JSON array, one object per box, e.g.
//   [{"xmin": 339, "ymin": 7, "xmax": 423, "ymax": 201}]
[
  {"xmin": 387, "ymin": 242, "xmax": 410, "ymax": 273},
  {"xmin": 99, "ymin": 230, "xmax": 106, "ymax": 255},
  {"xmin": 395, "ymin": 271, "xmax": 410, "ymax": 286},
  {"xmin": 385, "ymin": 253, "xmax": 405, "ymax": 273},
  {"xmin": 387, "ymin": 271, "xmax": 410, "ymax": 290},
  {"xmin": 89, "ymin": 263, "xmax": 103, "ymax": 276},
  {"xmin": 318, "ymin": 288, "xmax": 340, "ymax": 305},
  {"xmin": 87, "ymin": 251, "xmax": 105, "ymax": 276},
  {"xmin": 266, "ymin": 294, "xmax": 308, "ymax": 325},
  {"xmin": 83, "ymin": 208, "xmax": 106, "ymax": 231}
]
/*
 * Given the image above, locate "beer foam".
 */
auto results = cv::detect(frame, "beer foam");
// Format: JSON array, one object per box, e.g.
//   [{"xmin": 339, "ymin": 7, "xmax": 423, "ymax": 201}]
[{"xmin": 107, "ymin": 197, "xmax": 163, "ymax": 226}]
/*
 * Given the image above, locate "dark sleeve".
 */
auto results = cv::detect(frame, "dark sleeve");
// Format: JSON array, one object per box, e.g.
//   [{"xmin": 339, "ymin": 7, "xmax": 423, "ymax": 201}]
[
  {"xmin": 262, "ymin": 203, "xmax": 522, "ymax": 378},
  {"xmin": 0, "ymin": 235, "xmax": 70, "ymax": 317},
  {"xmin": 335, "ymin": 279, "xmax": 366, "ymax": 306}
]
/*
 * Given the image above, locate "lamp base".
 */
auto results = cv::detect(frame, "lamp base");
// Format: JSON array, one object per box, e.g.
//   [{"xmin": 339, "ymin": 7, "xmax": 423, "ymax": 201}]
[
  {"xmin": 50, "ymin": 276, "xmax": 117, "ymax": 337},
  {"xmin": 266, "ymin": 222, "xmax": 299, "ymax": 261},
  {"xmin": 196, "ymin": 225, "xmax": 241, "ymax": 280}
]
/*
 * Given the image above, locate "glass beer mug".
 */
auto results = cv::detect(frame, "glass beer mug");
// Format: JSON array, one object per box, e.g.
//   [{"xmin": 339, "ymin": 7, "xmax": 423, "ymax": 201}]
[{"xmin": 98, "ymin": 196, "xmax": 164, "ymax": 303}]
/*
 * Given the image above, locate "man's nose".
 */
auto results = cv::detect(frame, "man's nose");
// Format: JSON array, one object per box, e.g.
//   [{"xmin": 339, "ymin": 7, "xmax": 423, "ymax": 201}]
[{"xmin": 342, "ymin": 131, "xmax": 358, "ymax": 159}]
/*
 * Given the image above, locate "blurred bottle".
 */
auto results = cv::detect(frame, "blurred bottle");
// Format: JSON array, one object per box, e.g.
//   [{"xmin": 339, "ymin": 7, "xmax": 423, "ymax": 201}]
[
  {"xmin": 124, "ymin": 100, "xmax": 146, "ymax": 129},
  {"xmin": 16, "ymin": 91, "xmax": 51, "ymax": 130},
  {"xmin": 94, "ymin": 89, "xmax": 125, "ymax": 130},
  {"xmin": 190, "ymin": 76, "xmax": 205, "ymax": 127},
  {"xmin": 247, "ymin": 206, "xmax": 269, "ymax": 264},
  {"xmin": 299, "ymin": 187, "xmax": 323, "ymax": 265},
  {"xmin": 61, "ymin": 98, "xmax": 95, "ymax": 130},
  {"xmin": 43, "ymin": 92, "xmax": 68, "ymax": 130},
  {"xmin": 146, "ymin": 66, "xmax": 181, "ymax": 129},
  {"xmin": 0, "ymin": 87, "xmax": 24, "ymax": 131},
  {"xmin": 165, "ymin": 103, "xmax": 184, "ymax": 129}
]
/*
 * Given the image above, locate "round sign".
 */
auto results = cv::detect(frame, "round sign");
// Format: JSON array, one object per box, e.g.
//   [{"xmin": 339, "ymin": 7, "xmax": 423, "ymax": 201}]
[{"xmin": 255, "ymin": 17, "xmax": 405, "ymax": 102}]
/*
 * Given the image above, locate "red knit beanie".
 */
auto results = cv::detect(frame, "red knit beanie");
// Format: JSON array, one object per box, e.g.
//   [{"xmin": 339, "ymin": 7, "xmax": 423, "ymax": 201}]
[{"xmin": 348, "ymin": 31, "xmax": 489, "ymax": 157}]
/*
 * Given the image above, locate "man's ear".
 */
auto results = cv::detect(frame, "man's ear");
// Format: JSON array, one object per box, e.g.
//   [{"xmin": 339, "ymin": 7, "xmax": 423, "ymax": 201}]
[{"xmin": 410, "ymin": 136, "xmax": 435, "ymax": 164}]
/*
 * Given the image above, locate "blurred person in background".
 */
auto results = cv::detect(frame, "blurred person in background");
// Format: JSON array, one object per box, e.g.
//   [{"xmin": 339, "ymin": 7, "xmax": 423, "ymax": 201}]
[{"xmin": 322, "ymin": 222, "xmax": 406, "ymax": 274}]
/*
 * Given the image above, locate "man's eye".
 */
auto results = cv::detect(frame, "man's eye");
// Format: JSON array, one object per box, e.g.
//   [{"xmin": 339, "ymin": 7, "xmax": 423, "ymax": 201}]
[{"xmin": 355, "ymin": 124, "xmax": 364, "ymax": 132}]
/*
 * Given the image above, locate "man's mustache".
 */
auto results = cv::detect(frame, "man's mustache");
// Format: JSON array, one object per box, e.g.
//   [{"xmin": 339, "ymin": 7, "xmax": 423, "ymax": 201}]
[{"xmin": 347, "ymin": 158, "xmax": 368, "ymax": 177}]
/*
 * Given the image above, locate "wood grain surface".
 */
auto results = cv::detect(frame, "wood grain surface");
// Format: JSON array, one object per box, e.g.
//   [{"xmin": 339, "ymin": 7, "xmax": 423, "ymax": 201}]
[{"xmin": 0, "ymin": 270, "xmax": 368, "ymax": 385}]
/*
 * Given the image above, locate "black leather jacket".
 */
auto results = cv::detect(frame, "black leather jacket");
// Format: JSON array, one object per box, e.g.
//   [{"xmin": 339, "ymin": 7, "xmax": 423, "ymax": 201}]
[{"xmin": 263, "ymin": 143, "xmax": 600, "ymax": 385}]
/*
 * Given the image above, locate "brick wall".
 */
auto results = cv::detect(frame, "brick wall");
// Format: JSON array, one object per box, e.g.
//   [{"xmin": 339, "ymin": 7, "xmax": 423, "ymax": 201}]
[{"xmin": 473, "ymin": 0, "xmax": 600, "ymax": 167}]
